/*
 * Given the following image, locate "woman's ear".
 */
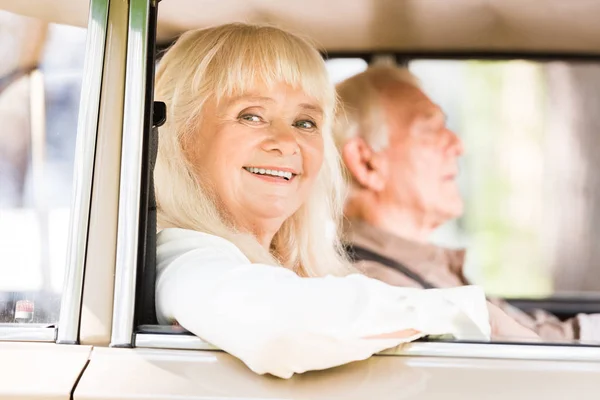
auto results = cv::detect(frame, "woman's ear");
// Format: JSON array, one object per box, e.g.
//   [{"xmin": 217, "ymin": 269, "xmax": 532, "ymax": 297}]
[{"xmin": 341, "ymin": 137, "xmax": 387, "ymax": 192}]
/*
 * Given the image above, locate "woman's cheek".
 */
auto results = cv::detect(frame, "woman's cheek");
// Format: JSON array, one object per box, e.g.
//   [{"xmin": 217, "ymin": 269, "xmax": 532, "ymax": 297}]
[{"xmin": 303, "ymin": 139, "xmax": 325, "ymax": 177}]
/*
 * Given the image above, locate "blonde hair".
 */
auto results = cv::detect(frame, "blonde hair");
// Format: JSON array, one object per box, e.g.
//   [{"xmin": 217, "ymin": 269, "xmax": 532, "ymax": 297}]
[
  {"xmin": 154, "ymin": 23, "xmax": 350, "ymax": 277},
  {"xmin": 333, "ymin": 65, "xmax": 420, "ymax": 152}
]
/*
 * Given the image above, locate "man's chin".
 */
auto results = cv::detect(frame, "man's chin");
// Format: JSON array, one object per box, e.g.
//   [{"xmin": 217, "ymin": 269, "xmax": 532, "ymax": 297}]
[
  {"xmin": 448, "ymin": 205, "xmax": 464, "ymax": 220},
  {"xmin": 439, "ymin": 201, "xmax": 464, "ymax": 221}
]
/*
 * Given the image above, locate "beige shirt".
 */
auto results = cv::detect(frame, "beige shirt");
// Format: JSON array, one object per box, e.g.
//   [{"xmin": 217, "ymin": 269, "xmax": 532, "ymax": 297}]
[{"xmin": 345, "ymin": 219, "xmax": 583, "ymax": 342}]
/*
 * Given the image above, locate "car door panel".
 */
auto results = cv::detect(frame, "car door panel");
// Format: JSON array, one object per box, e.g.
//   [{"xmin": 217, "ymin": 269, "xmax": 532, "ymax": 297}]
[{"xmin": 0, "ymin": 342, "xmax": 92, "ymax": 400}]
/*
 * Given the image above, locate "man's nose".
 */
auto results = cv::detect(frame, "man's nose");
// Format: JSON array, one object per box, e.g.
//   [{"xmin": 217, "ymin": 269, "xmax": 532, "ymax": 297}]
[
  {"xmin": 446, "ymin": 129, "xmax": 464, "ymax": 156},
  {"xmin": 262, "ymin": 124, "xmax": 299, "ymax": 156}
]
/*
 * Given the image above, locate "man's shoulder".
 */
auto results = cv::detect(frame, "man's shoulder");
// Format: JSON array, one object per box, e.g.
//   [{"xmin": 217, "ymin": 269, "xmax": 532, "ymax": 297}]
[
  {"xmin": 356, "ymin": 259, "xmax": 425, "ymax": 288},
  {"xmin": 345, "ymin": 220, "xmax": 469, "ymax": 287}
]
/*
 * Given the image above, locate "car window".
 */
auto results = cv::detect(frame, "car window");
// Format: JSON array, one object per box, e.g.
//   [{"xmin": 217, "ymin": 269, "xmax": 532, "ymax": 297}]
[
  {"xmin": 325, "ymin": 57, "xmax": 600, "ymax": 346},
  {"xmin": 414, "ymin": 59, "xmax": 600, "ymax": 346},
  {"xmin": 408, "ymin": 59, "xmax": 600, "ymax": 301},
  {"xmin": 0, "ymin": 12, "xmax": 86, "ymax": 325},
  {"xmin": 133, "ymin": 58, "xmax": 600, "ymax": 350}
]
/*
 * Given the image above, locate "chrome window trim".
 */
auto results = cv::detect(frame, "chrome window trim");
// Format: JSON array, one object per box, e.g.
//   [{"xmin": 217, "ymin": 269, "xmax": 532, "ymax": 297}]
[
  {"xmin": 57, "ymin": 0, "xmax": 110, "ymax": 344},
  {"xmin": 79, "ymin": 0, "xmax": 129, "ymax": 345},
  {"xmin": 383, "ymin": 341, "xmax": 600, "ymax": 362},
  {"xmin": 110, "ymin": 0, "xmax": 151, "ymax": 347},
  {"xmin": 0, "ymin": 326, "xmax": 57, "ymax": 343},
  {"xmin": 134, "ymin": 333, "xmax": 600, "ymax": 363},
  {"xmin": 135, "ymin": 333, "xmax": 218, "ymax": 351}
]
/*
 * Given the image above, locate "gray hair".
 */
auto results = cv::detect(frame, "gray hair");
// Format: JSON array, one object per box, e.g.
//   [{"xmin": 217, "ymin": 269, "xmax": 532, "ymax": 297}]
[{"xmin": 333, "ymin": 65, "xmax": 421, "ymax": 152}]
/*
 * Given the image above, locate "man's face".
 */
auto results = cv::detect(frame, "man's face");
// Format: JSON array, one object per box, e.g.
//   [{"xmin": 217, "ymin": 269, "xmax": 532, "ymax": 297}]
[{"xmin": 381, "ymin": 84, "xmax": 464, "ymax": 223}]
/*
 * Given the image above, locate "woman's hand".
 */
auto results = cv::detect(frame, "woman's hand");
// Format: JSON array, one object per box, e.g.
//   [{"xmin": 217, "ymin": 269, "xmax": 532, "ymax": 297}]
[
  {"xmin": 364, "ymin": 303, "xmax": 541, "ymax": 342},
  {"xmin": 487, "ymin": 302, "xmax": 540, "ymax": 341},
  {"xmin": 362, "ymin": 303, "xmax": 540, "ymax": 343}
]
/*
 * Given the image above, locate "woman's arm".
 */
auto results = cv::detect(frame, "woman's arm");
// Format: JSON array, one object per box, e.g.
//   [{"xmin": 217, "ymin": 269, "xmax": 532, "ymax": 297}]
[{"xmin": 156, "ymin": 233, "xmax": 492, "ymax": 378}]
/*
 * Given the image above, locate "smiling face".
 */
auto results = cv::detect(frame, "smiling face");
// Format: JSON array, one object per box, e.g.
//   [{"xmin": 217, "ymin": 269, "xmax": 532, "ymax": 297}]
[{"xmin": 182, "ymin": 82, "xmax": 325, "ymax": 244}]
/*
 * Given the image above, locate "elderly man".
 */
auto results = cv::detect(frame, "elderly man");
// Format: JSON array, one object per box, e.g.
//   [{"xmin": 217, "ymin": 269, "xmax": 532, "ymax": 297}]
[{"xmin": 334, "ymin": 65, "xmax": 599, "ymax": 342}]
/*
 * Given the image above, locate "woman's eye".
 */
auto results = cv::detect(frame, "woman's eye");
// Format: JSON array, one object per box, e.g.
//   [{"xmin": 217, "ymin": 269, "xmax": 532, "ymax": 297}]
[
  {"xmin": 239, "ymin": 114, "xmax": 263, "ymax": 123},
  {"xmin": 294, "ymin": 120, "xmax": 317, "ymax": 130}
]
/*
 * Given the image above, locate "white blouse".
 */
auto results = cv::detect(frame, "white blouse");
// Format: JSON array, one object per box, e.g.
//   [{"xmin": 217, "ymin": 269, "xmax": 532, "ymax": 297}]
[{"xmin": 155, "ymin": 228, "xmax": 491, "ymax": 379}]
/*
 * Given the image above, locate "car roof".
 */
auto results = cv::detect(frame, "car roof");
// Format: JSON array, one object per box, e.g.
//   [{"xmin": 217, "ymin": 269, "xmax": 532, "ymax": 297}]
[{"xmin": 1, "ymin": 0, "xmax": 600, "ymax": 55}]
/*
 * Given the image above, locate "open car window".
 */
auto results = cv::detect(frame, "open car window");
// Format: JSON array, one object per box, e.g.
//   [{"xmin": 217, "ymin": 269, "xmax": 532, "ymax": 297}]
[
  {"xmin": 409, "ymin": 58, "xmax": 600, "ymax": 300},
  {"xmin": 324, "ymin": 56, "xmax": 600, "ymax": 347},
  {"xmin": 132, "ymin": 56, "xmax": 600, "ymax": 353},
  {"xmin": 0, "ymin": 12, "xmax": 86, "ymax": 328}
]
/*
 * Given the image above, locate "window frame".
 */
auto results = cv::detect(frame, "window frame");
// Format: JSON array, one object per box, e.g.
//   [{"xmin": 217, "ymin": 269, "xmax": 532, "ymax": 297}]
[
  {"xmin": 133, "ymin": 329, "xmax": 600, "ymax": 364},
  {"xmin": 110, "ymin": 0, "xmax": 157, "ymax": 348},
  {"xmin": 121, "ymin": 23, "xmax": 600, "ymax": 362},
  {"xmin": 56, "ymin": 0, "xmax": 110, "ymax": 345},
  {"xmin": 0, "ymin": 0, "xmax": 108, "ymax": 343}
]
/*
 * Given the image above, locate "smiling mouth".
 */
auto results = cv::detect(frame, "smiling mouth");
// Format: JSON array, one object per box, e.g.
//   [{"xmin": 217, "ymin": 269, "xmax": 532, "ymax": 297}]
[{"xmin": 243, "ymin": 167, "xmax": 296, "ymax": 181}]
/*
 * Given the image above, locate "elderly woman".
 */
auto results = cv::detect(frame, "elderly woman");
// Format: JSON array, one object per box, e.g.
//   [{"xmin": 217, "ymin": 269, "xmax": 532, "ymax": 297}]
[{"xmin": 153, "ymin": 23, "xmax": 532, "ymax": 379}]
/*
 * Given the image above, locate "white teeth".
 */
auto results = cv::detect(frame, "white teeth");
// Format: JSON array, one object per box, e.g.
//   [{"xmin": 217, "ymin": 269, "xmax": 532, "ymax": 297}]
[{"xmin": 245, "ymin": 167, "xmax": 294, "ymax": 180}]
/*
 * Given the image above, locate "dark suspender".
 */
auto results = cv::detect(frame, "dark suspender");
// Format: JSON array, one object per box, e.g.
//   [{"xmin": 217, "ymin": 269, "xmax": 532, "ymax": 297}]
[{"xmin": 345, "ymin": 244, "xmax": 437, "ymax": 289}]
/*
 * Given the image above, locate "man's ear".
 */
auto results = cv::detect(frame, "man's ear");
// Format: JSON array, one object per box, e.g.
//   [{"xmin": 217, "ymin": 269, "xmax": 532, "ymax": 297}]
[{"xmin": 341, "ymin": 137, "xmax": 387, "ymax": 192}]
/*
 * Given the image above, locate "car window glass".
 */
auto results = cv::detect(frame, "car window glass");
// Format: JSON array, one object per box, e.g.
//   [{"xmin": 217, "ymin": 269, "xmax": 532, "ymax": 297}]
[
  {"xmin": 409, "ymin": 59, "xmax": 600, "ymax": 299},
  {"xmin": 0, "ymin": 12, "xmax": 86, "ymax": 324},
  {"xmin": 408, "ymin": 59, "xmax": 600, "ymax": 345},
  {"xmin": 325, "ymin": 57, "xmax": 600, "ymax": 346}
]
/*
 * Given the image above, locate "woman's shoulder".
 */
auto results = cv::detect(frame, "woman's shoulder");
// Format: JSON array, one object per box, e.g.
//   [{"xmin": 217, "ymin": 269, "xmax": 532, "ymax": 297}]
[{"xmin": 156, "ymin": 228, "xmax": 249, "ymax": 265}]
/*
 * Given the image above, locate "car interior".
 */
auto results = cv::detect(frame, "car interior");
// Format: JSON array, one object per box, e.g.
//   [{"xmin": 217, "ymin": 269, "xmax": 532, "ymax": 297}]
[
  {"xmin": 131, "ymin": 14, "xmax": 600, "ymax": 344},
  {"xmin": 5, "ymin": 3, "xmax": 600, "ymax": 399},
  {"xmin": 3, "ymin": 0, "xmax": 600, "ymax": 341}
]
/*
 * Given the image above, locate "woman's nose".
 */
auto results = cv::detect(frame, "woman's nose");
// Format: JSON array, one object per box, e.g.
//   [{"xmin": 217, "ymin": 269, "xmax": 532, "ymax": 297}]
[{"xmin": 262, "ymin": 124, "xmax": 300, "ymax": 156}]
